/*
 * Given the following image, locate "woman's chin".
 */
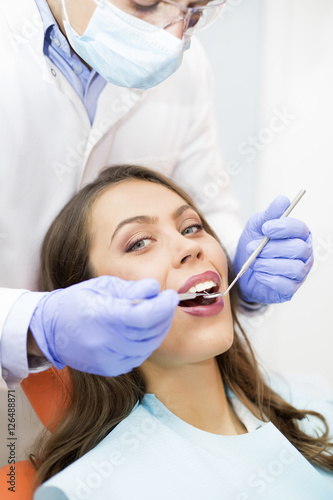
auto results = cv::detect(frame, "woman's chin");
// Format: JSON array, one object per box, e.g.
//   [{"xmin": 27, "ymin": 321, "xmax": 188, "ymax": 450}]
[{"xmin": 149, "ymin": 329, "xmax": 234, "ymax": 367}]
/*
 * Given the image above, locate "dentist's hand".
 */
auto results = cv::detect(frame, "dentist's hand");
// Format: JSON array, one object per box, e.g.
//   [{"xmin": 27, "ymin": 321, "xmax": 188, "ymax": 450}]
[
  {"xmin": 233, "ymin": 196, "xmax": 313, "ymax": 304},
  {"xmin": 29, "ymin": 276, "xmax": 179, "ymax": 376}
]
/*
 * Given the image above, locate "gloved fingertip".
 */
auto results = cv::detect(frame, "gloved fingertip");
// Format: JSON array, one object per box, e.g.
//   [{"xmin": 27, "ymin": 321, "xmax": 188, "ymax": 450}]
[
  {"xmin": 261, "ymin": 219, "xmax": 286, "ymax": 238},
  {"xmin": 246, "ymin": 240, "xmax": 261, "ymax": 254},
  {"xmin": 131, "ymin": 278, "xmax": 161, "ymax": 299},
  {"xmin": 261, "ymin": 220, "xmax": 275, "ymax": 235},
  {"xmin": 141, "ymin": 278, "xmax": 162, "ymax": 292},
  {"xmin": 264, "ymin": 195, "xmax": 290, "ymax": 220},
  {"xmin": 159, "ymin": 289, "xmax": 180, "ymax": 307},
  {"xmin": 272, "ymin": 194, "xmax": 290, "ymax": 209}
]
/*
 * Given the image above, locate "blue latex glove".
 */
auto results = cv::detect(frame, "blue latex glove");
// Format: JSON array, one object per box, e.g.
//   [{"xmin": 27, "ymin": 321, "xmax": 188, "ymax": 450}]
[
  {"xmin": 29, "ymin": 276, "xmax": 179, "ymax": 376},
  {"xmin": 233, "ymin": 196, "xmax": 313, "ymax": 304}
]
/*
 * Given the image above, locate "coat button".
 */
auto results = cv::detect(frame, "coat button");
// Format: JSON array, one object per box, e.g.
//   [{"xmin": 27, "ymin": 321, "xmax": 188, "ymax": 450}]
[{"xmin": 73, "ymin": 64, "xmax": 83, "ymax": 75}]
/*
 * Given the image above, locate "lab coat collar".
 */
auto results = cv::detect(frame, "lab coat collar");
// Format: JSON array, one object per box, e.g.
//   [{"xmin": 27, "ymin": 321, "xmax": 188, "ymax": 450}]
[
  {"xmin": 1, "ymin": 0, "xmax": 60, "ymax": 88},
  {"xmin": 80, "ymin": 85, "xmax": 147, "ymax": 185},
  {"xmin": 93, "ymin": 85, "xmax": 147, "ymax": 137}
]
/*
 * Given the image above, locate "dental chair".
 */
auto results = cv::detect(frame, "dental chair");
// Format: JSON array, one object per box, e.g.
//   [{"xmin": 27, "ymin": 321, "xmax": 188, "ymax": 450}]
[{"xmin": 0, "ymin": 367, "xmax": 71, "ymax": 499}]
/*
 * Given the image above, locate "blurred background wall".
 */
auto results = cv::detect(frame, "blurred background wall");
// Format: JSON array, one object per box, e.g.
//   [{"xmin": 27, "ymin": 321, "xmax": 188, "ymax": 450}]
[{"xmin": 199, "ymin": 0, "xmax": 333, "ymax": 387}]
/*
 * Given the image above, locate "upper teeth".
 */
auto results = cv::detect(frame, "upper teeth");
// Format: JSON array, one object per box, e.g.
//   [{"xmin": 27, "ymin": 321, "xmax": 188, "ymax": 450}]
[{"xmin": 187, "ymin": 280, "xmax": 217, "ymax": 294}]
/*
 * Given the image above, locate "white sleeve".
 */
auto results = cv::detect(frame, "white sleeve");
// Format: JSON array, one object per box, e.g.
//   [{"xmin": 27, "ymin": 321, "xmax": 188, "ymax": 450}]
[
  {"xmin": 174, "ymin": 38, "xmax": 243, "ymax": 258},
  {"xmin": 0, "ymin": 289, "xmax": 51, "ymax": 390}
]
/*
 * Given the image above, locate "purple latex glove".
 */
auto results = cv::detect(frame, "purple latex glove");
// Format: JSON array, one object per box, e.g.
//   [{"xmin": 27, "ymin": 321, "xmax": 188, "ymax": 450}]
[
  {"xmin": 233, "ymin": 196, "xmax": 313, "ymax": 304},
  {"xmin": 29, "ymin": 276, "xmax": 179, "ymax": 376}
]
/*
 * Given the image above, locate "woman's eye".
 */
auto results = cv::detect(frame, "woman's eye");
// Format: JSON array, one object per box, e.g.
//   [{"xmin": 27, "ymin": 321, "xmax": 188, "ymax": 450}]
[
  {"xmin": 182, "ymin": 224, "xmax": 203, "ymax": 236},
  {"xmin": 126, "ymin": 237, "xmax": 152, "ymax": 253}
]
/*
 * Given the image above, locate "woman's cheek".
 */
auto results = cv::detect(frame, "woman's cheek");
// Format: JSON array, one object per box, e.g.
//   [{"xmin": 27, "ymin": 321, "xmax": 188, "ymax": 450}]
[{"xmin": 114, "ymin": 262, "xmax": 166, "ymax": 287}]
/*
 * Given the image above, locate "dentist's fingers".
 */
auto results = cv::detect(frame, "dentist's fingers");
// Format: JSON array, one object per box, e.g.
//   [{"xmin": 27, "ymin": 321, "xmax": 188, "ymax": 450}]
[
  {"xmin": 262, "ymin": 217, "xmax": 310, "ymax": 241},
  {"xmin": 253, "ymin": 273, "xmax": 302, "ymax": 300},
  {"xmin": 121, "ymin": 289, "xmax": 179, "ymax": 330},
  {"xmin": 249, "ymin": 196, "xmax": 290, "ymax": 234},
  {"xmin": 250, "ymin": 255, "xmax": 313, "ymax": 281},
  {"xmin": 246, "ymin": 237, "xmax": 313, "ymax": 263}
]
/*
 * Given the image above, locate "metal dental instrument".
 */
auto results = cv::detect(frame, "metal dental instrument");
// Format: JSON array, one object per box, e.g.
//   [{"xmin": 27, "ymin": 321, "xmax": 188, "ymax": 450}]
[{"xmin": 177, "ymin": 189, "xmax": 306, "ymax": 302}]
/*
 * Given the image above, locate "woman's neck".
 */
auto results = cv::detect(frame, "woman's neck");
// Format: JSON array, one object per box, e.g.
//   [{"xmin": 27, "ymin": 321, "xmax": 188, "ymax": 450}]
[{"xmin": 141, "ymin": 358, "xmax": 247, "ymax": 436}]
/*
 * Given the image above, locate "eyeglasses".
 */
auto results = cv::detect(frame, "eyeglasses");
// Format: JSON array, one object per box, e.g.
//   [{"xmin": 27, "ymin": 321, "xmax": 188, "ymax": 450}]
[{"xmin": 104, "ymin": 0, "xmax": 227, "ymax": 35}]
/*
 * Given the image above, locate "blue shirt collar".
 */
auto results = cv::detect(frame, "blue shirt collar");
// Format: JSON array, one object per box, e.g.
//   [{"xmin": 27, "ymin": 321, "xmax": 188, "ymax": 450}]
[
  {"xmin": 34, "ymin": 0, "xmax": 57, "ymax": 36},
  {"xmin": 34, "ymin": 0, "xmax": 72, "ymax": 55}
]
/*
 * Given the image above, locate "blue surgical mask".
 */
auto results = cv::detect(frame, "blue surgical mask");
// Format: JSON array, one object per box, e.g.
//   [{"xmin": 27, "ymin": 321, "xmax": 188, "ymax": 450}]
[{"xmin": 61, "ymin": 0, "xmax": 190, "ymax": 89}]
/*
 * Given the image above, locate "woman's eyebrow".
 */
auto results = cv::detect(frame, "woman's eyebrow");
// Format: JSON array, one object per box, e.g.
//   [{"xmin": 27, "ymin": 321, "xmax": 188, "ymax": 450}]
[
  {"xmin": 111, "ymin": 215, "xmax": 157, "ymax": 242},
  {"xmin": 172, "ymin": 204, "xmax": 192, "ymax": 220},
  {"xmin": 111, "ymin": 204, "xmax": 193, "ymax": 242}
]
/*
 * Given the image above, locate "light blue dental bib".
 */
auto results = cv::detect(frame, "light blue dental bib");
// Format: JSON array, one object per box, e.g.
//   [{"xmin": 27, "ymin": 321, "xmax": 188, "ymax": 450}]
[{"xmin": 34, "ymin": 393, "xmax": 333, "ymax": 499}]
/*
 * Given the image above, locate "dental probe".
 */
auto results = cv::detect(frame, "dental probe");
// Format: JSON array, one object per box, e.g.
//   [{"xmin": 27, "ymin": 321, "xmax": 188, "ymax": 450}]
[{"xmin": 178, "ymin": 189, "xmax": 306, "ymax": 302}]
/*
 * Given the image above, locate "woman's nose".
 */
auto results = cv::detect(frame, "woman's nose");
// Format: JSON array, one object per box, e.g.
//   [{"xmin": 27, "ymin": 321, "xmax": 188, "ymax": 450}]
[{"xmin": 171, "ymin": 237, "xmax": 204, "ymax": 268}]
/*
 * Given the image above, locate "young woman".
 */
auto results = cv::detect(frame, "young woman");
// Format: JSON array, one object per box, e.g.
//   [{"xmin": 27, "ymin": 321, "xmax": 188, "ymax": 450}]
[{"xmin": 32, "ymin": 165, "xmax": 333, "ymax": 499}]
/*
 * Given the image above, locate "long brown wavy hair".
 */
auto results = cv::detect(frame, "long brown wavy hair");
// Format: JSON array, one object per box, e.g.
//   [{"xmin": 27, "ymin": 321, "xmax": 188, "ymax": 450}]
[{"xmin": 31, "ymin": 164, "xmax": 333, "ymax": 486}]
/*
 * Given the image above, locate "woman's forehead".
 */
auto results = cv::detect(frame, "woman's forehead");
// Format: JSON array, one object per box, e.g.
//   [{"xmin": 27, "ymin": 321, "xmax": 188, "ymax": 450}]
[{"xmin": 93, "ymin": 179, "xmax": 187, "ymax": 218}]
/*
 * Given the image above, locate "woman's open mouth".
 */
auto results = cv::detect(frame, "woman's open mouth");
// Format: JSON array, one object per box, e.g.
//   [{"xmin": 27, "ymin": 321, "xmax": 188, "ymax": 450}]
[
  {"xmin": 179, "ymin": 280, "xmax": 219, "ymax": 308},
  {"xmin": 177, "ymin": 271, "xmax": 225, "ymax": 317}
]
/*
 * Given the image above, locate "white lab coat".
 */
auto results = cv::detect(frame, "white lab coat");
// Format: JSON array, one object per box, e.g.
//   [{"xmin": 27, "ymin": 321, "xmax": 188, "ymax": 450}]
[{"xmin": 0, "ymin": 0, "xmax": 241, "ymax": 386}]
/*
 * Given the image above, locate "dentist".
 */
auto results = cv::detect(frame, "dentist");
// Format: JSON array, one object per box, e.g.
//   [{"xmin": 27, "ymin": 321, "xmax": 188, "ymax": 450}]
[{"xmin": 0, "ymin": 0, "xmax": 313, "ymax": 386}]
